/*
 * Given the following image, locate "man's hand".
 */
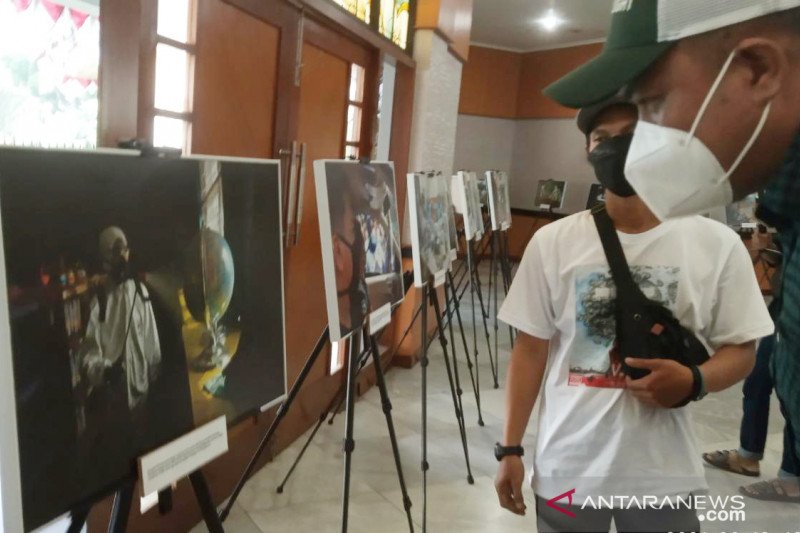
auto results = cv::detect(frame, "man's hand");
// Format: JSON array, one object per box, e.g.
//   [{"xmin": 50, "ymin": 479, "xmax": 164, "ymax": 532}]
[
  {"xmin": 625, "ymin": 358, "xmax": 694, "ymax": 408},
  {"xmin": 495, "ymin": 455, "xmax": 527, "ymax": 515}
]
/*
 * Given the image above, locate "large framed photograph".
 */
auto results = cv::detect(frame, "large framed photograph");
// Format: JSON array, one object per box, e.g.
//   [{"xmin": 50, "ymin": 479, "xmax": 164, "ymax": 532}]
[
  {"xmin": 453, "ymin": 171, "xmax": 484, "ymax": 242},
  {"xmin": 183, "ymin": 156, "xmax": 287, "ymax": 428},
  {"xmin": 408, "ymin": 172, "xmax": 451, "ymax": 288},
  {"xmin": 0, "ymin": 147, "xmax": 286, "ymax": 531},
  {"xmin": 486, "ymin": 170, "xmax": 512, "ymax": 231},
  {"xmin": 315, "ymin": 160, "xmax": 404, "ymax": 342},
  {"xmin": 535, "ymin": 179, "xmax": 567, "ymax": 210}
]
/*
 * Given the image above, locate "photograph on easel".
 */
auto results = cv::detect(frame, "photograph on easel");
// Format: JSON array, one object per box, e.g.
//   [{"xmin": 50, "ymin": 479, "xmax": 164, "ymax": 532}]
[
  {"xmin": 535, "ymin": 179, "xmax": 567, "ymax": 210},
  {"xmin": 315, "ymin": 160, "xmax": 403, "ymax": 342},
  {"xmin": 181, "ymin": 158, "xmax": 286, "ymax": 428},
  {"xmin": 586, "ymin": 183, "xmax": 606, "ymax": 210},
  {"xmin": 476, "ymin": 172, "xmax": 489, "ymax": 206},
  {"xmin": 444, "ymin": 174, "xmax": 459, "ymax": 264},
  {"xmin": 725, "ymin": 193, "xmax": 759, "ymax": 230},
  {"xmin": 0, "ymin": 148, "xmax": 286, "ymax": 531},
  {"xmin": 486, "ymin": 170, "xmax": 512, "ymax": 231},
  {"xmin": 408, "ymin": 171, "xmax": 451, "ymax": 288},
  {"xmin": 453, "ymin": 171, "xmax": 484, "ymax": 242}
]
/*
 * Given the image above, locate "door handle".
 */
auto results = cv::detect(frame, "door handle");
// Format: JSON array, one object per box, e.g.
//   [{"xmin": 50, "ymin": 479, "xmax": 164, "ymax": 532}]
[
  {"xmin": 292, "ymin": 142, "xmax": 308, "ymax": 247},
  {"xmin": 283, "ymin": 141, "xmax": 300, "ymax": 248}
]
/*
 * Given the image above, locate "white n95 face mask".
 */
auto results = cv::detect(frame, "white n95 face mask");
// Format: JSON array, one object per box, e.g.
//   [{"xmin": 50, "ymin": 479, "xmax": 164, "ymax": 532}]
[{"xmin": 624, "ymin": 50, "xmax": 772, "ymax": 221}]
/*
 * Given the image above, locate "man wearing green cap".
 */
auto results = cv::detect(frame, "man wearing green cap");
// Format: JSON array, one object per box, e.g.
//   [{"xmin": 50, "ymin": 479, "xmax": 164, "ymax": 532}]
[{"xmin": 545, "ymin": 0, "xmax": 800, "ymax": 506}]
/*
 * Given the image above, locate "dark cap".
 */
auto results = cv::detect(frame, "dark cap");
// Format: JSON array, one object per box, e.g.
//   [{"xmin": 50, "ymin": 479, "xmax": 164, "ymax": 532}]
[{"xmin": 576, "ymin": 96, "xmax": 637, "ymax": 136}]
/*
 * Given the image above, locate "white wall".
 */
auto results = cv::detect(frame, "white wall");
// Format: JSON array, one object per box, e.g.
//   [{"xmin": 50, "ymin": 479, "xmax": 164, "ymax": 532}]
[
  {"xmin": 511, "ymin": 118, "xmax": 596, "ymax": 214},
  {"xmin": 453, "ymin": 115, "xmax": 516, "ymax": 174},
  {"xmin": 454, "ymin": 115, "xmax": 597, "ymax": 214}
]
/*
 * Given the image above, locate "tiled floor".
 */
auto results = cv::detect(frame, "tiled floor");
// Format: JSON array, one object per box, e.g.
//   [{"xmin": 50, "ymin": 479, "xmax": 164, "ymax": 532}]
[{"xmin": 195, "ymin": 264, "xmax": 799, "ymax": 533}]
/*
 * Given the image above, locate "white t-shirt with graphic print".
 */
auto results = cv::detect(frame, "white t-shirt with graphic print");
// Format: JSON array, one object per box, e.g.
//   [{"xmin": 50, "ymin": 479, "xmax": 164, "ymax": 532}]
[{"xmin": 497, "ymin": 210, "xmax": 774, "ymax": 505}]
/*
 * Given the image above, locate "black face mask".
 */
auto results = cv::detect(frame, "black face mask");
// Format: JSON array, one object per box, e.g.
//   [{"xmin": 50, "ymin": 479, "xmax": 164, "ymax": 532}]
[{"xmin": 587, "ymin": 133, "xmax": 636, "ymax": 198}]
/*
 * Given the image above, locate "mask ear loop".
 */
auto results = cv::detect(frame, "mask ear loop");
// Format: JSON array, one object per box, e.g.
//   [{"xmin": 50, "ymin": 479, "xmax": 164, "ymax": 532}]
[
  {"xmin": 686, "ymin": 50, "xmax": 738, "ymax": 143},
  {"xmin": 720, "ymin": 100, "xmax": 772, "ymax": 183}
]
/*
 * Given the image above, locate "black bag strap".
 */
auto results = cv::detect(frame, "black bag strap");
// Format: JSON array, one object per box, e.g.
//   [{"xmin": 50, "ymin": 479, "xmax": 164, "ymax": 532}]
[{"xmin": 590, "ymin": 205, "xmax": 645, "ymax": 305}]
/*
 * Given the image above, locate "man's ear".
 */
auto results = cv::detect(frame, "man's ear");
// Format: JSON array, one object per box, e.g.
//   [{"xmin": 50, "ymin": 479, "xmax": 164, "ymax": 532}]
[{"xmin": 735, "ymin": 37, "xmax": 789, "ymax": 104}]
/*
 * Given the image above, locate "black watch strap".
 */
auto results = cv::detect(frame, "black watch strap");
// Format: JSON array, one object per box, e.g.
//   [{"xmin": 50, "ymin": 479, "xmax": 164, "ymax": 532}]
[
  {"xmin": 672, "ymin": 365, "xmax": 705, "ymax": 408},
  {"xmin": 495, "ymin": 442, "xmax": 524, "ymax": 461}
]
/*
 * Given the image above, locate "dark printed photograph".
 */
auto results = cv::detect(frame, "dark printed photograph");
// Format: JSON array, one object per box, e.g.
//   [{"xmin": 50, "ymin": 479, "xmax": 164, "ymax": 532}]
[
  {"xmin": 535, "ymin": 179, "xmax": 567, "ymax": 210},
  {"xmin": 315, "ymin": 160, "xmax": 404, "ymax": 341},
  {"xmin": 0, "ymin": 148, "xmax": 285, "ymax": 530},
  {"xmin": 408, "ymin": 171, "xmax": 451, "ymax": 287}
]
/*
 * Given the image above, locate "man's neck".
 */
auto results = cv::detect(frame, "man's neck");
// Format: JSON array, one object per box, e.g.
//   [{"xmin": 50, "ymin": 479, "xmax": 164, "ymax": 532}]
[{"xmin": 604, "ymin": 193, "xmax": 661, "ymax": 234}]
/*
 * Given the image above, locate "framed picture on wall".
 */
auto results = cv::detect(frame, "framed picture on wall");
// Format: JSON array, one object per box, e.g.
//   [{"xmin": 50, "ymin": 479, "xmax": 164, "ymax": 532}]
[
  {"xmin": 586, "ymin": 183, "xmax": 606, "ymax": 210},
  {"xmin": 535, "ymin": 179, "xmax": 567, "ymax": 211},
  {"xmin": 725, "ymin": 194, "xmax": 759, "ymax": 230}
]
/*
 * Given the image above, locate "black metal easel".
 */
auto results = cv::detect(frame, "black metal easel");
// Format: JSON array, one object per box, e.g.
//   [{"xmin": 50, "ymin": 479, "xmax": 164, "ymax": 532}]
[
  {"xmin": 465, "ymin": 235, "xmax": 497, "ymax": 389},
  {"xmin": 219, "ymin": 325, "xmax": 331, "ymax": 522},
  {"xmin": 219, "ymin": 317, "xmax": 415, "ymax": 532},
  {"xmin": 67, "ymin": 470, "xmax": 222, "ymax": 533},
  {"xmin": 445, "ymin": 269, "xmax": 484, "ymax": 426}
]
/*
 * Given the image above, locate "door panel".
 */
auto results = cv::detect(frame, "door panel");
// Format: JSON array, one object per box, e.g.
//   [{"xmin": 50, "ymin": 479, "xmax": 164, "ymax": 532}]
[
  {"xmin": 283, "ymin": 42, "xmax": 349, "ymax": 383},
  {"xmin": 192, "ymin": 0, "xmax": 280, "ymax": 157}
]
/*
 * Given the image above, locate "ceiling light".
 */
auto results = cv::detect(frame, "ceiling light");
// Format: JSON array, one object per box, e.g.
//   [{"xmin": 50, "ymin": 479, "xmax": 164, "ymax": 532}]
[{"xmin": 537, "ymin": 8, "xmax": 565, "ymax": 31}]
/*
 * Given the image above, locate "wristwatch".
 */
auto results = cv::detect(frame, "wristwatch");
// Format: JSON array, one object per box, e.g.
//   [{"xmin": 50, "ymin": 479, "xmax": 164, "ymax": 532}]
[
  {"xmin": 673, "ymin": 365, "xmax": 707, "ymax": 408},
  {"xmin": 690, "ymin": 365, "xmax": 708, "ymax": 401},
  {"xmin": 494, "ymin": 442, "xmax": 524, "ymax": 461}
]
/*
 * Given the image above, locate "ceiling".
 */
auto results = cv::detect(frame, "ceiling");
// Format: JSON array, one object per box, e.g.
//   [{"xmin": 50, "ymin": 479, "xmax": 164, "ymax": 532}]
[{"xmin": 470, "ymin": 0, "xmax": 613, "ymax": 52}]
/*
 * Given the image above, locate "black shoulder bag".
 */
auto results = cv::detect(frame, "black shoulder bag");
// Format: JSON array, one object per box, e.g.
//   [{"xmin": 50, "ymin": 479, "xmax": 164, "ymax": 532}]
[{"xmin": 591, "ymin": 205, "xmax": 710, "ymax": 390}]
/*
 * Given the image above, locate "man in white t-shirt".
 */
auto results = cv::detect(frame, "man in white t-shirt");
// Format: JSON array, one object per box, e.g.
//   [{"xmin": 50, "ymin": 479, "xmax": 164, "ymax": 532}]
[{"xmin": 493, "ymin": 99, "xmax": 774, "ymax": 532}]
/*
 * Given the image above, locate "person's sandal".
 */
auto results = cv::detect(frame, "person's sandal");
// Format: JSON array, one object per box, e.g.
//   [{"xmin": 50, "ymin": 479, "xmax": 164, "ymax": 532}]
[
  {"xmin": 740, "ymin": 479, "xmax": 800, "ymax": 503},
  {"xmin": 702, "ymin": 449, "xmax": 760, "ymax": 477}
]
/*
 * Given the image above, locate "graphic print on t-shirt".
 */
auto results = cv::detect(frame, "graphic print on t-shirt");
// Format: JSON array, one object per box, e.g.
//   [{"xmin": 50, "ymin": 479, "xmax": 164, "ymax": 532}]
[{"xmin": 570, "ymin": 264, "xmax": 680, "ymax": 388}]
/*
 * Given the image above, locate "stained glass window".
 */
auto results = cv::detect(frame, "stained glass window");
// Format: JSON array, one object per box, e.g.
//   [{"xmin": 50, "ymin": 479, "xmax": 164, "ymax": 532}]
[
  {"xmin": 379, "ymin": 0, "xmax": 411, "ymax": 49},
  {"xmin": 391, "ymin": 1, "xmax": 410, "ymax": 49},
  {"xmin": 332, "ymin": 0, "xmax": 411, "ymax": 50},
  {"xmin": 0, "ymin": 0, "xmax": 100, "ymax": 148},
  {"xmin": 332, "ymin": 0, "xmax": 371, "ymax": 24}
]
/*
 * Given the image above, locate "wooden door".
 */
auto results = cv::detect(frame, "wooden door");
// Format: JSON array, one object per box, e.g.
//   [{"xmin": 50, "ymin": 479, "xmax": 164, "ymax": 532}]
[
  {"xmin": 192, "ymin": 0, "xmax": 281, "ymax": 157},
  {"xmin": 282, "ymin": 42, "xmax": 349, "ymax": 385}
]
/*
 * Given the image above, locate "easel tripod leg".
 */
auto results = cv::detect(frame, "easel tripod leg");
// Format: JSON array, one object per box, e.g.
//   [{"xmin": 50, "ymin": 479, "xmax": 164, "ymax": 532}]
[
  {"xmin": 190, "ymin": 470, "xmax": 224, "ymax": 533},
  {"xmin": 107, "ymin": 480, "xmax": 134, "ymax": 533},
  {"xmin": 340, "ymin": 335, "xmax": 361, "ymax": 533},
  {"xmin": 447, "ymin": 271, "xmax": 483, "ymax": 426},
  {"xmin": 430, "ymin": 288, "xmax": 474, "ymax": 484},
  {"xmin": 367, "ymin": 334, "xmax": 415, "ymax": 532}
]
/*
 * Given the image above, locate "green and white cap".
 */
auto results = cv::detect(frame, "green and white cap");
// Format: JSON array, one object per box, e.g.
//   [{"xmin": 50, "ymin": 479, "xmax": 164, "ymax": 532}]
[{"xmin": 545, "ymin": 0, "xmax": 800, "ymax": 108}]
